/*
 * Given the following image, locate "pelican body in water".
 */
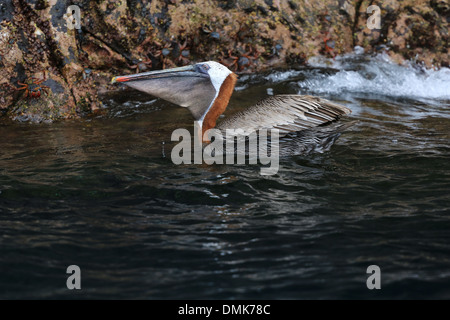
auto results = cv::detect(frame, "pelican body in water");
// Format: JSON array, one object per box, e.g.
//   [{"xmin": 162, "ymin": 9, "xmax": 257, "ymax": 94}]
[{"xmin": 111, "ymin": 61, "xmax": 352, "ymax": 157}]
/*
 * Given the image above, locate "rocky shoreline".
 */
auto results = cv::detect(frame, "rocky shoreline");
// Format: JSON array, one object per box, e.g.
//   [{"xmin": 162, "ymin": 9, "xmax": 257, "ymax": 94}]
[{"xmin": 0, "ymin": 0, "xmax": 448, "ymax": 122}]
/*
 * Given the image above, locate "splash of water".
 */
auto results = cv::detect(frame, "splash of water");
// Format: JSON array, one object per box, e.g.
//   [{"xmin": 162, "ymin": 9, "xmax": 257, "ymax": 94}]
[{"xmin": 298, "ymin": 48, "xmax": 450, "ymax": 100}]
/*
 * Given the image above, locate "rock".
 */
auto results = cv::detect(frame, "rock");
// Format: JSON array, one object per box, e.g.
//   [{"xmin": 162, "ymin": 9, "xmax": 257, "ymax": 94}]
[
  {"xmin": 353, "ymin": 0, "xmax": 448, "ymax": 67},
  {"xmin": 0, "ymin": 0, "xmax": 448, "ymax": 121}
]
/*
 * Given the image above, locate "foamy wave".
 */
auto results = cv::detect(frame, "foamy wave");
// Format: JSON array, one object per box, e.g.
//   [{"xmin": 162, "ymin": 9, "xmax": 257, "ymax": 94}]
[
  {"xmin": 299, "ymin": 49, "xmax": 450, "ymax": 100},
  {"xmin": 264, "ymin": 70, "xmax": 303, "ymax": 82}
]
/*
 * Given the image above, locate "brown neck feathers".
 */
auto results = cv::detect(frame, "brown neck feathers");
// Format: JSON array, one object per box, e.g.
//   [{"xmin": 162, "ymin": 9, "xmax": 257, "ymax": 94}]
[{"xmin": 202, "ymin": 73, "xmax": 237, "ymax": 140}]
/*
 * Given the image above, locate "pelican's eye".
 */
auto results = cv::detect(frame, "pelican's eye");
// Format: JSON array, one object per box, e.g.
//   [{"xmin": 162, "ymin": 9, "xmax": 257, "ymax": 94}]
[{"xmin": 196, "ymin": 63, "xmax": 210, "ymax": 74}]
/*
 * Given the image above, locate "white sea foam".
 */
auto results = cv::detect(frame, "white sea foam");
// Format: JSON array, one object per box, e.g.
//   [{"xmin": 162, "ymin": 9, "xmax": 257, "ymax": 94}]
[
  {"xmin": 299, "ymin": 49, "xmax": 450, "ymax": 100},
  {"xmin": 264, "ymin": 70, "xmax": 303, "ymax": 83}
]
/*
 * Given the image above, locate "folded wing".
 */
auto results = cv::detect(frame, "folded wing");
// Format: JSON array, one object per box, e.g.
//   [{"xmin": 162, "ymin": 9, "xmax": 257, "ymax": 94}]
[{"xmin": 216, "ymin": 94, "xmax": 351, "ymax": 136}]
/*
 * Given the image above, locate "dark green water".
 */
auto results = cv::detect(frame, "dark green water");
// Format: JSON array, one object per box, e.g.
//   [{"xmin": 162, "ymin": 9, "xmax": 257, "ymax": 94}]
[{"xmin": 1, "ymin": 56, "xmax": 450, "ymax": 299}]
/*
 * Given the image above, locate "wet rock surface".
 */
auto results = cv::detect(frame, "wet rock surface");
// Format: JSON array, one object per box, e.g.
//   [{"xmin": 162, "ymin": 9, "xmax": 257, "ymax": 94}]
[{"xmin": 0, "ymin": 0, "xmax": 448, "ymax": 121}]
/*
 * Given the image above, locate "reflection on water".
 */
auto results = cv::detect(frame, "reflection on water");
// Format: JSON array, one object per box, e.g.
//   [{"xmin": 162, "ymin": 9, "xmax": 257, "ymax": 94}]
[{"xmin": 1, "ymin": 53, "xmax": 450, "ymax": 299}]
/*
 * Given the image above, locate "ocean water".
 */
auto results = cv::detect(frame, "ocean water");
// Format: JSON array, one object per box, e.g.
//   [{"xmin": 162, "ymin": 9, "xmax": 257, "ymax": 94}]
[{"xmin": 1, "ymin": 51, "xmax": 449, "ymax": 299}]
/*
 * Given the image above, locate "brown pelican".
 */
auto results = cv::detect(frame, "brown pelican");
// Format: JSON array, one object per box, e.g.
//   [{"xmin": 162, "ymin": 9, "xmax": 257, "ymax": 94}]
[{"xmin": 111, "ymin": 61, "xmax": 352, "ymax": 156}]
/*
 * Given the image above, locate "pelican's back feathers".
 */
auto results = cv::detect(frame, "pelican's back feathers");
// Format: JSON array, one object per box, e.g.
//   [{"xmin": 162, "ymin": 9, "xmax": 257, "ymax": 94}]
[{"xmin": 217, "ymin": 95, "xmax": 351, "ymax": 136}]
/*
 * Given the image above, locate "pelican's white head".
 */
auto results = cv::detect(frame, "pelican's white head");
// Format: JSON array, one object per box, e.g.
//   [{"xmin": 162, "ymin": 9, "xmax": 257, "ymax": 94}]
[
  {"xmin": 199, "ymin": 61, "xmax": 233, "ymax": 94},
  {"xmin": 111, "ymin": 61, "xmax": 238, "ymax": 140}
]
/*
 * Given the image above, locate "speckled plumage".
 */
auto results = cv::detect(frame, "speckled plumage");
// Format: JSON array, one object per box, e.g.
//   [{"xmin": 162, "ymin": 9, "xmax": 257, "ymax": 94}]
[{"xmin": 217, "ymin": 94, "xmax": 351, "ymax": 136}]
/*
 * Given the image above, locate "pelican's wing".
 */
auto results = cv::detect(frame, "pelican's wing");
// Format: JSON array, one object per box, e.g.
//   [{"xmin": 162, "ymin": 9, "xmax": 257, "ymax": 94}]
[{"xmin": 216, "ymin": 95, "xmax": 351, "ymax": 136}]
